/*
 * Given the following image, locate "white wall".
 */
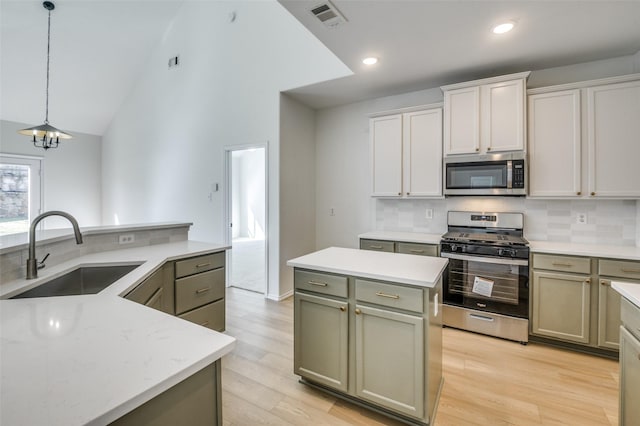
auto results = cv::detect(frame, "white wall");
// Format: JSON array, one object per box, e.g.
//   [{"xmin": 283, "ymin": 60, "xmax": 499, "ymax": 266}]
[
  {"xmin": 314, "ymin": 54, "xmax": 640, "ymax": 249},
  {"xmin": 279, "ymin": 94, "xmax": 317, "ymax": 298},
  {"xmin": 0, "ymin": 119, "xmax": 102, "ymax": 228},
  {"xmin": 101, "ymin": 1, "xmax": 349, "ymax": 299}
]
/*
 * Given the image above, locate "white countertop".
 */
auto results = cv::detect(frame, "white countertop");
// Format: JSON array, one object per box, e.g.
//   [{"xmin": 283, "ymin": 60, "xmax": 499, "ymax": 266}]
[
  {"xmin": 0, "ymin": 240, "xmax": 235, "ymax": 426},
  {"xmin": 359, "ymin": 231, "xmax": 443, "ymax": 245},
  {"xmin": 613, "ymin": 281, "xmax": 640, "ymax": 309},
  {"xmin": 287, "ymin": 247, "xmax": 448, "ymax": 288},
  {"xmin": 529, "ymin": 240, "xmax": 640, "ymax": 261}
]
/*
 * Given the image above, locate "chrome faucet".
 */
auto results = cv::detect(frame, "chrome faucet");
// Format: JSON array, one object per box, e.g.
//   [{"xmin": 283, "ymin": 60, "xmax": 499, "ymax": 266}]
[{"xmin": 26, "ymin": 211, "xmax": 83, "ymax": 279}]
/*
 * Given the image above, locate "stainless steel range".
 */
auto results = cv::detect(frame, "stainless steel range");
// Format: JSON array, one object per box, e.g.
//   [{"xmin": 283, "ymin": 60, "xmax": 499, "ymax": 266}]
[{"xmin": 440, "ymin": 211, "xmax": 529, "ymax": 343}]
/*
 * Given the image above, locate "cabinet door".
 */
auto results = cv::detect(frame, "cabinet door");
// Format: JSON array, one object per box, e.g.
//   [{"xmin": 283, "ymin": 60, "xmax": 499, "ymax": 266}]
[
  {"xmin": 528, "ymin": 90, "xmax": 582, "ymax": 197},
  {"xmin": 532, "ymin": 271, "xmax": 591, "ymax": 344},
  {"xmin": 355, "ymin": 304, "xmax": 424, "ymax": 419},
  {"xmin": 444, "ymin": 86, "xmax": 480, "ymax": 155},
  {"xmin": 403, "ymin": 108, "xmax": 442, "ymax": 197},
  {"xmin": 587, "ymin": 80, "xmax": 640, "ymax": 197},
  {"xmin": 620, "ymin": 326, "xmax": 640, "ymax": 426},
  {"xmin": 482, "ymin": 79, "xmax": 526, "ymax": 152},
  {"xmin": 370, "ymin": 114, "xmax": 403, "ymax": 196},
  {"xmin": 598, "ymin": 279, "xmax": 622, "ymax": 350},
  {"xmin": 294, "ymin": 292, "xmax": 348, "ymax": 392}
]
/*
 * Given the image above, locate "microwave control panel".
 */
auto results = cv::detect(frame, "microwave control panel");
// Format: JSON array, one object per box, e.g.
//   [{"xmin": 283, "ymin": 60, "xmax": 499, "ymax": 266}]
[{"xmin": 512, "ymin": 160, "xmax": 525, "ymax": 189}]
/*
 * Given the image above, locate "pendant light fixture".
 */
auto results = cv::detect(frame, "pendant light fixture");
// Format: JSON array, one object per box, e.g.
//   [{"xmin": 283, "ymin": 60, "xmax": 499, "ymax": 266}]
[{"xmin": 18, "ymin": 1, "xmax": 72, "ymax": 149}]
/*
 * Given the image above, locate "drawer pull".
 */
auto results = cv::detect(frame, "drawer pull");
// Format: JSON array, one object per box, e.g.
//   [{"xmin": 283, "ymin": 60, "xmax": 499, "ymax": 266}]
[
  {"xmin": 375, "ymin": 291, "xmax": 399, "ymax": 300},
  {"xmin": 195, "ymin": 262, "xmax": 211, "ymax": 268},
  {"xmin": 370, "ymin": 245, "xmax": 383, "ymax": 249},
  {"xmin": 195, "ymin": 287, "xmax": 211, "ymax": 294},
  {"xmin": 621, "ymin": 268, "xmax": 640, "ymax": 274},
  {"xmin": 200, "ymin": 321, "xmax": 210, "ymax": 327},
  {"xmin": 308, "ymin": 280, "xmax": 328, "ymax": 287},
  {"xmin": 469, "ymin": 313, "xmax": 494, "ymax": 322},
  {"xmin": 409, "ymin": 249, "xmax": 424, "ymax": 253},
  {"xmin": 339, "ymin": 306, "xmax": 346, "ymax": 312},
  {"xmin": 552, "ymin": 262, "xmax": 573, "ymax": 267}
]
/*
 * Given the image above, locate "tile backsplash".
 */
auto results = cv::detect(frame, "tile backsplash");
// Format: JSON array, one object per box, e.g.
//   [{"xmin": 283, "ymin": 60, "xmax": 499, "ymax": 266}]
[{"xmin": 376, "ymin": 198, "xmax": 639, "ymax": 246}]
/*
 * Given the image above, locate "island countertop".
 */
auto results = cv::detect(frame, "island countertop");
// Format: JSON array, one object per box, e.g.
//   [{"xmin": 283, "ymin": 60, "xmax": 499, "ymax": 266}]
[
  {"xmin": 0, "ymin": 240, "xmax": 235, "ymax": 426},
  {"xmin": 287, "ymin": 246, "xmax": 448, "ymax": 288}
]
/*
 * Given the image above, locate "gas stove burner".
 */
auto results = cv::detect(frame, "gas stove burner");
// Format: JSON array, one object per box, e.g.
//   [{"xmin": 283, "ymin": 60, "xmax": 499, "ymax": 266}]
[{"xmin": 441, "ymin": 232, "xmax": 528, "ymax": 246}]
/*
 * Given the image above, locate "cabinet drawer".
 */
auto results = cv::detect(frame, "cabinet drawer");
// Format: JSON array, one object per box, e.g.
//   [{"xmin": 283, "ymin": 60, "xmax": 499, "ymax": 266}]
[
  {"xmin": 396, "ymin": 242, "xmax": 438, "ymax": 257},
  {"xmin": 175, "ymin": 268, "xmax": 225, "ymax": 315},
  {"xmin": 178, "ymin": 299, "xmax": 225, "ymax": 332},
  {"xmin": 360, "ymin": 239, "xmax": 395, "ymax": 253},
  {"xmin": 355, "ymin": 279, "xmax": 423, "ymax": 313},
  {"xmin": 621, "ymin": 297, "xmax": 640, "ymax": 341},
  {"xmin": 533, "ymin": 253, "xmax": 591, "ymax": 274},
  {"xmin": 599, "ymin": 259, "xmax": 640, "ymax": 280},
  {"xmin": 175, "ymin": 252, "xmax": 225, "ymax": 279},
  {"xmin": 126, "ymin": 269, "xmax": 164, "ymax": 305},
  {"xmin": 295, "ymin": 270, "xmax": 348, "ymax": 298}
]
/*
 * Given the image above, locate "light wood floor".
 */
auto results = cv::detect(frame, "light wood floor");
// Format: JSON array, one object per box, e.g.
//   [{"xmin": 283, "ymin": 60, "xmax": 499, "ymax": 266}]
[{"xmin": 222, "ymin": 288, "xmax": 619, "ymax": 426}]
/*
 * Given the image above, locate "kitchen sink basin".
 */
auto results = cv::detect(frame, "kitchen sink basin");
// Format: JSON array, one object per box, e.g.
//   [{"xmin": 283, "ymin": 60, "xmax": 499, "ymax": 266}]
[{"xmin": 11, "ymin": 264, "xmax": 141, "ymax": 299}]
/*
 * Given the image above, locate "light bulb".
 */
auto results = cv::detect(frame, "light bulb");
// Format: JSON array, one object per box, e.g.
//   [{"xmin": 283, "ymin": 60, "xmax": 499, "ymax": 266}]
[
  {"xmin": 492, "ymin": 22, "xmax": 515, "ymax": 34},
  {"xmin": 362, "ymin": 57, "xmax": 378, "ymax": 65}
]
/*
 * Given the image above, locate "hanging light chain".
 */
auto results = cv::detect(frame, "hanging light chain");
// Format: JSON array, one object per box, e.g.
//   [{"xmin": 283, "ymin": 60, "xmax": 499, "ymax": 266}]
[{"xmin": 44, "ymin": 6, "xmax": 52, "ymax": 124}]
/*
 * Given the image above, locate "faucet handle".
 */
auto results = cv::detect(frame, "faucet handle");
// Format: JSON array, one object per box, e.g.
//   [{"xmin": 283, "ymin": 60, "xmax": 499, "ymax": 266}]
[{"xmin": 38, "ymin": 253, "xmax": 50, "ymax": 270}]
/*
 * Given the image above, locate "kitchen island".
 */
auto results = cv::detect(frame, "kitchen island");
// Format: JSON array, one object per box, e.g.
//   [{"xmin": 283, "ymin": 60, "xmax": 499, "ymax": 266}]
[
  {"xmin": 1, "ymin": 239, "xmax": 235, "ymax": 426},
  {"xmin": 287, "ymin": 247, "xmax": 448, "ymax": 426}
]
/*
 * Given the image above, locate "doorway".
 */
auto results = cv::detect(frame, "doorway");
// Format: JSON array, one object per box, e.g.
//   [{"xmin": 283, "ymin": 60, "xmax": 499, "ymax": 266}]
[{"xmin": 225, "ymin": 145, "xmax": 267, "ymax": 294}]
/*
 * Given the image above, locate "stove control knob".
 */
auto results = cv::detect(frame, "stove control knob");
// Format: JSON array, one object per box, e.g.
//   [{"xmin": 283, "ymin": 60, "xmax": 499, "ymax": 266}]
[
  {"xmin": 450, "ymin": 244, "xmax": 458, "ymax": 252},
  {"xmin": 510, "ymin": 249, "xmax": 517, "ymax": 257},
  {"xmin": 498, "ymin": 248, "xmax": 504, "ymax": 256}
]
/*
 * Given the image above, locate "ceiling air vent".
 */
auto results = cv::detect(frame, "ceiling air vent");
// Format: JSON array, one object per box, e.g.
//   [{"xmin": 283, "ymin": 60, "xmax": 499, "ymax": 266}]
[{"xmin": 310, "ymin": 1, "xmax": 347, "ymax": 28}]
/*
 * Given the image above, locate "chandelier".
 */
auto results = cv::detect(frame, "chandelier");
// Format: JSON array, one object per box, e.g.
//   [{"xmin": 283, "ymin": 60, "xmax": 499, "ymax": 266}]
[{"xmin": 18, "ymin": 1, "xmax": 72, "ymax": 149}]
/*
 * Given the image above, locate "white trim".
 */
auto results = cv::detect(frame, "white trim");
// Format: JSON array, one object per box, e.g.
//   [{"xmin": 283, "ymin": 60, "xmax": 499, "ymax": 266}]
[
  {"xmin": 368, "ymin": 102, "xmax": 443, "ymax": 118},
  {"xmin": 223, "ymin": 142, "xmax": 269, "ymax": 297},
  {"xmin": 267, "ymin": 289, "xmax": 293, "ymax": 302},
  {"xmin": 527, "ymin": 73, "xmax": 640, "ymax": 95},
  {"xmin": 440, "ymin": 71, "xmax": 531, "ymax": 92}
]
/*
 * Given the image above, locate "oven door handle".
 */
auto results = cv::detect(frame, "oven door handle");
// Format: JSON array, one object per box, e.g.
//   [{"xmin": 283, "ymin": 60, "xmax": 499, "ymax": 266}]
[{"xmin": 440, "ymin": 252, "xmax": 529, "ymax": 266}]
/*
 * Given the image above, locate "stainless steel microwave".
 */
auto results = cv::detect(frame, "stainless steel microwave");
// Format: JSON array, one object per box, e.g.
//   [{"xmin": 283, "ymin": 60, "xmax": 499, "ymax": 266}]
[{"xmin": 444, "ymin": 152, "xmax": 526, "ymax": 196}]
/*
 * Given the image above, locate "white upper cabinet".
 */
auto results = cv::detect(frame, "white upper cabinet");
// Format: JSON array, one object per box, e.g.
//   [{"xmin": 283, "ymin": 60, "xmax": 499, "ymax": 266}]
[
  {"xmin": 587, "ymin": 80, "xmax": 640, "ymax": 198},
  {"xmin": 370, "ymin": 107, "xmax": 443, "ymax": 198},
  {"xmin": 442, "ymin": 72, "xmax": 529, "ymax": 156},
  {"xmin": 528, "ymin": 75, "xmax": 640, "ymax": 199},
  {"xmin": 528, "ymin": 89, "xmax": 582, "ymax": 197}
]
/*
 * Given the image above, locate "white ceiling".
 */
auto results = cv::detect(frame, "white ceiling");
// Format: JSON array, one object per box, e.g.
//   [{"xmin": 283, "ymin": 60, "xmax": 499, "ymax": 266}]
[
  {"xmin": 0, "ymin": 0, "xmax": 184, "ymax": 136},
  {"xmin": 278, "ymin": 0, "xmax": 640, "ymax": 108},
  {"xmin": 2, "ymin": 1, "xmax": 640, "ymax": 136}
]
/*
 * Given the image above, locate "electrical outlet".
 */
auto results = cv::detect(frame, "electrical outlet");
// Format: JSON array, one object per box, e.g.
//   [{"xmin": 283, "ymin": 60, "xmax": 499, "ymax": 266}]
[
  {"xmin": 119, "ymin": 234, "xmax": 135, "ymax": 244},
  {"xmin": 425, "ymin": 208, "xmax": 433, "ymax": 219},
  {"xmin": 576, "ymin": 212, "xmax": 587, "ymax": 225}
]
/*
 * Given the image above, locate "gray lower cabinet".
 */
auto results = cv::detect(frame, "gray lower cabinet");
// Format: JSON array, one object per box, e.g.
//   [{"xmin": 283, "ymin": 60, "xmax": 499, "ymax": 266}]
[
  {"xmin": 620, "ymin": 298, "xmax": 640, "ymax": 426},
  {"xmin": 360, "ymin": 238, "xmax": 438, "ymax": 257},
  {"xmin": 125, "ymin": 263, "xmax": 174, "ymax": 315},
  {"xmin": 293, "ymin": 268, "xmax": 442, "ymax": 425},
  {"xmin": 110, "ymin": 361, "xmax": 222, "ymax": 426}
]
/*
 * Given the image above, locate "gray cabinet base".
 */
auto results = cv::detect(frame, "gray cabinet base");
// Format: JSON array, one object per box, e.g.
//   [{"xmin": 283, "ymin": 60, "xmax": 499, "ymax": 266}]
[{"xmin": 299, "ymin": 377, "xmax": 443, "ymax": 426}]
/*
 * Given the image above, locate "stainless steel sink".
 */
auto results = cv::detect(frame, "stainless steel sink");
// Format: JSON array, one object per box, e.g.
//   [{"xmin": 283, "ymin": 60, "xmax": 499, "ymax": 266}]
[{"xmin": 11, "ymin": 264, "xmax": 141, "ymax": 299}]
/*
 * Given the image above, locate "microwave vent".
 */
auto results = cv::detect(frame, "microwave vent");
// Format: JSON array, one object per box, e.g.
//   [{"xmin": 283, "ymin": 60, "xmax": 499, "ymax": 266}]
[{"xmin": 310, "ymin": 1, "xmax": 347, "ymax": 28}]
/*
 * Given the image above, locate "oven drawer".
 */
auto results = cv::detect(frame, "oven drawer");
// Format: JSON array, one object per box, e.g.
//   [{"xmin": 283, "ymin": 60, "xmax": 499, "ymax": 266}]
[
  {"xmin": 533, "ymin": 253, "xmax": 591, "ymax": 274},
  {"xmin": 396, "ymin": 242, "xmax": 438, "ymax": 257},
  {"xmin": 295, "ymin": 270, "xmax": 348, "ymax": 298},
  {"xmin": 599, "ymin": 259, "xmax": 640, "ymax": 280},
  {"xmin": 355, "ymin": 279, "xmax": 423, "ymax": 313}
]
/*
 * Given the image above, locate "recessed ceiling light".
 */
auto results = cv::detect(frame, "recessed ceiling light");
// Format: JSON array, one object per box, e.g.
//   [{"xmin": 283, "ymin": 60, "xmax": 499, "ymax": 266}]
[
  {"xmin": 492, "ymin": 21, "xmax": 515, "ymax": 34},
  {"xmin": 362, "ymin": 57, "xmax": 378, "ymax": 65}
]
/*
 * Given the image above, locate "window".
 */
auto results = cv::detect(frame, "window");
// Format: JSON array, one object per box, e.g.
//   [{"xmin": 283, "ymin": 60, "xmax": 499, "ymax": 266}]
[{"xmin": 0, "ymin": 155, "xmax": 42, "ymax": 236}]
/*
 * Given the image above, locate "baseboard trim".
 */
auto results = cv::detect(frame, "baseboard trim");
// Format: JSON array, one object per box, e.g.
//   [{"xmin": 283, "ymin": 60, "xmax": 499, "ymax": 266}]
[{"xmin": 266, "ymin": 289, "xmax": 293, "ymax": 302}]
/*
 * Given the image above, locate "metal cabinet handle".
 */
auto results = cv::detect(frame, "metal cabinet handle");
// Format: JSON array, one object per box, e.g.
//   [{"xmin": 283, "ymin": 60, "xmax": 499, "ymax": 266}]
[
  {"xmin": 369, "ymin": 245, "xmax": 383, "ymax": 249},
  {"xmin": 552, "ymin": 262, "xmax": 573, "ymax": 267},
  {"xmin": 308, "ymin": 281, "xmax": 328, "ymax": 287},
  {"xmin": 577, "ymin": 191, "xmax": 581, "ymax": 196},
  {"xmin": 195, "ymin": 262, "xmax": 211, "ymax": 268},
  {"xmin": 585, "ymin": 278, "xmax": 591, "ymax": 284},
  {"xmin": 355, "ymin": 308, "xmax": 361, "ymax": 315},
  {"xmin": 487, "ymin": 147, "xmax": 491, "ymax": 151},
  {"xmin": 375, "ymin": 291, "xmax": 400, "ymax": 299},
  {"xmin": 196, "ymin": 287, "xmax": 211, "ymax": 294},
  {"xmin": 591, "ymin": 192, "xmax": 596, "ymax": 196},
  {"xmin": 398, "ymin": 192, "xmax": 402, "ymax": 196},
  {"xmin": 622, "ymin": 268, "xmax": 640, "ymax": 274},
  {"xmin": 600, "ymin": 280, "xmax": 610, "ymax": 286},
  {"xmin": 406, "ymin": 192, "xmax": 410, "ymax": 195},
  {"xmin": 339, "ymin": 306, "xmax": 346, "ymax": 312},
  {"xmin": 409, "ymin": 249, "xmax": 424, "ymax": 253},
  {"xmin": 475, "ymin": 147, "xmax": 479, "ymax": 152}
]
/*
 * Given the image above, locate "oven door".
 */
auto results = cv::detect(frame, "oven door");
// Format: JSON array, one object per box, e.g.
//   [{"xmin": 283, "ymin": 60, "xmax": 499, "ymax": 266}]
[{"xmin": 441, "ymin": 252, "xmax": 529, "ymax": 318}]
